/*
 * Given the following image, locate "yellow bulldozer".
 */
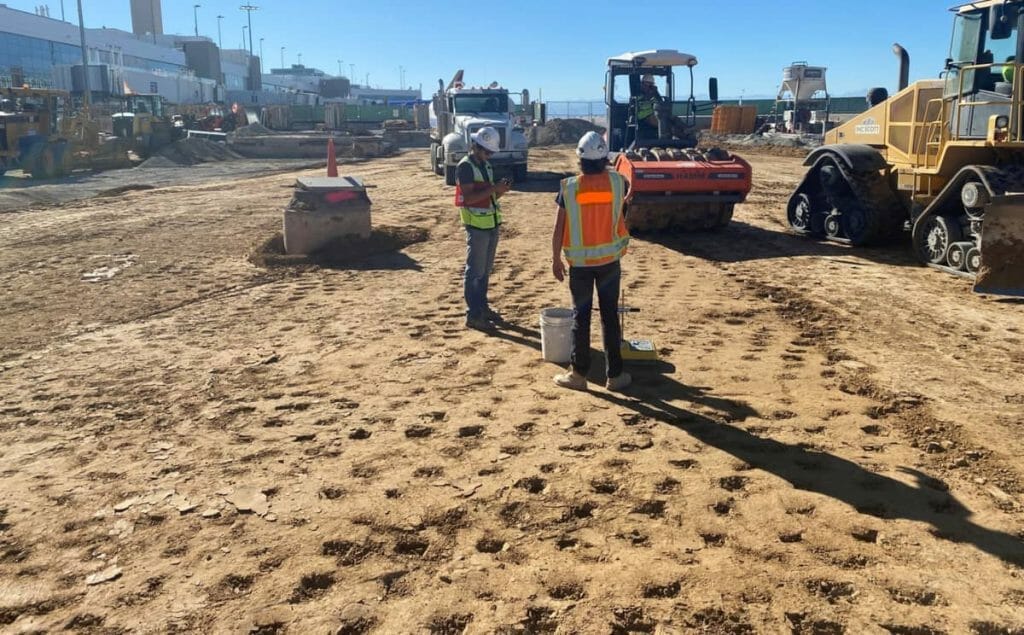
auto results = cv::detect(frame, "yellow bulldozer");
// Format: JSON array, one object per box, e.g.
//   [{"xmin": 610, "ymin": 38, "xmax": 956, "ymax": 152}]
[
  {"xmin": 785, "ymin": 0, "xmax": 1024, "ymax": 295},
  {"xmin": 0, "ymin": 87, "xmax": 131, "ymax": 178}
]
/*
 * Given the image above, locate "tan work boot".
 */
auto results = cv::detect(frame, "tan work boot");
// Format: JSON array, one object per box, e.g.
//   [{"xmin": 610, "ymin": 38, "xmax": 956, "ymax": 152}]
[
  {"xmin": 553, "ymin": 370, "xmax": 587, "ymax": 391},
  {"xmin": 606, "ymin": 372, "xmax": 632, "ymax": 392}
]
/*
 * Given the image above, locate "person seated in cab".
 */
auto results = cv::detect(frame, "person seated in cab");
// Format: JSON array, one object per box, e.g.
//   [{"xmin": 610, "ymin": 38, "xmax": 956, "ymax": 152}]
[{"xmin": 633, "ymin": 74, "xmax": 696, "ymax": 146}]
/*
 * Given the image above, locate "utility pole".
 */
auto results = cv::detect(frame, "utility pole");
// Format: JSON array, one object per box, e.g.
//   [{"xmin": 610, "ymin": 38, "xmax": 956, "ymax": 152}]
[
  {"xmin": 76, "ymin": 0, "xmax": 89, "ymax": 109},
  {"xmin": 298, "ymin": 53, "xmax": 302, "ymax": 66},
  {"xmin": 216, "ymin": 15, "xmax": 223, "ymax": 48},
  {"xmin": 365, "ymin": 73, "xmax": 369, "ymax": 88},
  {"xmin": 338, "ymin": 59, "xmax": 343, "ymax": 76},
  {"xmin": 239, "ymin": 5, "xmax": 259, "ymax": 57},
  {"xmin": 60, "ymin": 0, "xmax": 65, "ymax": 21},
  {"xmin": 280, "ymin": 47, "xmax": 285, "ymax": 69},
  {"xmin": 349, "ymin": 64, "xmax": 355, "ymax": 81},
  {"xmin": 242, "ymin": 26, "xmax": 247, "ymax": 50},
  {"xmin": 259, "ymin": 38, "xmax": 265, "ymax": 74},
  {"xmin": 399, "ymin": 65, "xmax": 404, "ymax": 90},
  {"xmin": 193, "ymin": 4, "xmax": 200, "ymax": 37}
]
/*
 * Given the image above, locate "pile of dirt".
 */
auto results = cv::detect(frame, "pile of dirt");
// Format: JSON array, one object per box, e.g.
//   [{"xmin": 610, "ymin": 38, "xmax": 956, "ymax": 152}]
[
  {"xmin": 139, "ymin": 137, "xmax": 243, "ymax": 168},
  {"xmin": 249, "ymin": 226, "xmax": 429, "ymax": 269},
  {"xmin": 231, "ymin": 122, "xmax": 276, "ymax": 137},
  {"xmin": 528, "ymin": 118, "xmax": 605, "ymax": 147},
  {"xmin": 700, "ymin": 131, "xmax": 818, "ymax": 158}
]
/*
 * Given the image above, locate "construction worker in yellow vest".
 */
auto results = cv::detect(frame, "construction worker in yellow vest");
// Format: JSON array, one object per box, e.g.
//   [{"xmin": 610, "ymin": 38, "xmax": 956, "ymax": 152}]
[
  {"xmin": 455, "ymin": 126, "xmax": 511, "ymax": 330},
  {"xmin": 551, "ymin": 131, "xmax": 632, "ymax": 391},
  {"xmin": 636, "ymin": 74, "xmax": 697, "ymax": 146}
]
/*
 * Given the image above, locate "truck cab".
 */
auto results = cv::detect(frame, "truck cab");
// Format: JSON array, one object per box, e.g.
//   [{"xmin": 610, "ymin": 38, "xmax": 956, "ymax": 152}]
[{"xmin": 429, "ymin": 73, "xmax": 530, "ymax": 185}]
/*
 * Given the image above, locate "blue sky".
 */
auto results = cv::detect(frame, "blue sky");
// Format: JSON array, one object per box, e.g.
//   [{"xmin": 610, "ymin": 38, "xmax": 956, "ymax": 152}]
[{"xmin": 13, "ymin": 0, "xmax": 957, "ymax": 100}]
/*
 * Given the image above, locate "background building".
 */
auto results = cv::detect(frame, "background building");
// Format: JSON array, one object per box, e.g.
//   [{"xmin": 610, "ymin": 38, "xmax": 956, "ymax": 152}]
[{"xmin": 130, "ymin": 0, "xmax": 163, "ymax": 38}]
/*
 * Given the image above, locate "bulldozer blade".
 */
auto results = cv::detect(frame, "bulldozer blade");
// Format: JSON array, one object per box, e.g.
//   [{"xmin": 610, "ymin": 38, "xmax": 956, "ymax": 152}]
[{"xmin": 975, "ymin": 194, "xmax": 1024, "ymax": 296}]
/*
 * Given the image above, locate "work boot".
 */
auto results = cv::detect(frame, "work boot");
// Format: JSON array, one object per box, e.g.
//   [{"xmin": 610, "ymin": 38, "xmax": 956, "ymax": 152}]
[
  {"xmin": 606, "ymin": 372, "xmax": 632, "ymax": 392},
  {"xmin": 484, "ymin": 308, "xmax": 504, "ymax": 324},
  {"xmin": 465, "ymin": 316, "xmax": 493, "ymax": 331},
  {"xmin": 554, "ymin": 370, "xmax": 587, "ymax": 391}
]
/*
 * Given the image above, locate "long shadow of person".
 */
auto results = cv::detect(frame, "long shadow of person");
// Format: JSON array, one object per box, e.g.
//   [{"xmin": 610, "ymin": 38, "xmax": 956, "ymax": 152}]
[
  {"xmin": 493, "ymin": 320, "xmax": 1024, "ymax": 565},
  {"xmin": 594, "ymin": 374, "xmax": 1024, "ymax": 565}
]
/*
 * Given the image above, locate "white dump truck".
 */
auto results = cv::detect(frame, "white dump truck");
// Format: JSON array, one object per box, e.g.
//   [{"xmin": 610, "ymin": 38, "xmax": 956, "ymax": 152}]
[{"xmin": 429, "ymin": 70, "xmax": 530, "ymax": 185}]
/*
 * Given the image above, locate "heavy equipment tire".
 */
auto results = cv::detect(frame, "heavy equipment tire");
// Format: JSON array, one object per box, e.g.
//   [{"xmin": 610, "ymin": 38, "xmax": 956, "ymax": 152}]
[
  {"xmin": 824, "ymin": 213, "xmax": 842, "ymax": 238},
  {"xmin": 946, "ymin": 241, "xmax": 971, "ymax": 271},
  {"xmin": 30, "ymin": 145, "xmax": 56, "ymax": 179},
  {"xmin": 867, "ymin": 87, "xmax": 889, "ymax": 107},
  {"xmin": 915, "ymin": 214, "xmax": 963, "ymax": 264},
  {"xmin": 787, "ymin": 191, "xmax": 826, "ymax": 237},
  {"xmin": 444, "ymin": 164, "xmax": 457, "ymax": 186},
  {"xmin": 513, "ymin": 164, "xmax": 528, "ymax": 183},
  {"xmin": 965, "ymin": 246, "xmax": 982, "ymax": 274},
  {"xmin": 713, "ymin": 203, "xmax": 734, "ymax": 229},
  {"xmin": 429, "ymin": 143, "xmax": 440, "ymax": 175}
]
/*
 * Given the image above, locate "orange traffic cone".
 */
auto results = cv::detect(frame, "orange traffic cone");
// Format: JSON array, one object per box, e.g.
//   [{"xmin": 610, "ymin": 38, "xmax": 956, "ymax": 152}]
[{"xmin": 326, "ymin": 137, "xmax": 338, "ymax": 177}]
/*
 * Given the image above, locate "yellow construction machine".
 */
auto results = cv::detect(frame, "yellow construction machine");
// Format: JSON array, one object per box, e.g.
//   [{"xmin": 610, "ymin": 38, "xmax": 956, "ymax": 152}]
[
  {"xmin": 0, "ymin": 87, "xmax": 72, "ymax": 178},
  {"xmin": 785, "ymin": 0, "xmax": 1024, "ymax": 295},
  {"xmin": 0, "ymin": 87, "xmax": 131, "ymax": 178}
]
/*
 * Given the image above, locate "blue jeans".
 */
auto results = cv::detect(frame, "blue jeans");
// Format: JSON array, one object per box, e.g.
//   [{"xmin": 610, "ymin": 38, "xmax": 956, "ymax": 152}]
[
  {"xmin": 569, "ymin": 260, "xmax": 623, "ymax": 379},
  {"xmin": 464, "ymin": 226, "xmax": 499, "ymax": 319}
]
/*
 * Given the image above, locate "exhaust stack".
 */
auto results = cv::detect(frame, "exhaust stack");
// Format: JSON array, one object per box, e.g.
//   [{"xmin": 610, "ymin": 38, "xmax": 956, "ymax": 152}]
[{"xmin": 892, "ymin": 43, "xmax": 910, "ymax": 91}]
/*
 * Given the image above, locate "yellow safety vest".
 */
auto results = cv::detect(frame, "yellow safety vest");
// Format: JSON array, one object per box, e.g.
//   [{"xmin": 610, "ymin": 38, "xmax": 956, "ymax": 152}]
[
  {"xmin": 561, "ymin": 171, "xmax": 629, "ymax": 267},
  {"xmin": 637, "ymin": 97, "xmax": 656, "ymax": 121},
  {"xmin": 454, "ymin": 156, "xmax": 502, "ymax": 230}
]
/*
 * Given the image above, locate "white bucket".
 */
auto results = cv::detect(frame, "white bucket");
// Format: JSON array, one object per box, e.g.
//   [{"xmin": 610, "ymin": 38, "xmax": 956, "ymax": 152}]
[{"xmin": 539, "ymin": 307, "xmax": 574, "ymax": 363}]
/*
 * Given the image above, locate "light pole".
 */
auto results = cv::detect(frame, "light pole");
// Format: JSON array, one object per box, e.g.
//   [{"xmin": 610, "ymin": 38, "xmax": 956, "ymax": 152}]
[
  {"xmin": 298, "ymin": 53, "xmax": 302, "ymax": 66},
  {"xmin": 259, "ymin": 38, "xmax": 264, "ymax": 74},
  {"xmin": 242, "ymin": 25, "xmax": 247, "ymax": 50},
  {"xmin": 216, "ymin": 15, "xmax": 223, "ymax": 48},
  {"xmin": 399, "ymin": 65, "xmax": 404, "ymax": 90},
  {"xmin": 365, "ymin": 73, "xmax": 370, "ymax": 88},
  {"xmin": 338, "ymin": 59, "xmax": 343, "ymax": 76},
  {"xmin": 193, "ymin": 4, "xmax": 200, "ymax": 38},
  {"xmin": 76, "ymin": 0, "xmax": 90, "ymax": 109},
  {"xmin": 349, "ymin": 63, "xmax": 355, "ymax": 81},
  {"xmin": 280, "ymin": 46, "xmax": 285, "ymax": 69},
  {"xmin": 240, "ymin": 5, "xmax": 259, "ymax": 57}
]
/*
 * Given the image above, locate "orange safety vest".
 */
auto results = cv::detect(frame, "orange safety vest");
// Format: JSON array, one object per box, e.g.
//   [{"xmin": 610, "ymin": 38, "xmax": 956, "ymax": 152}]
[{"xmin": 560, "ymin": 171, "xmax": 629, "ymax": 267}]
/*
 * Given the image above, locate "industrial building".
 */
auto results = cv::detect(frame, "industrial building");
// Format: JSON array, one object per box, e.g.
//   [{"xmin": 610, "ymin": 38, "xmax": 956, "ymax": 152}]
[{"xmin": 0, "ymin": 2, "xmax": 417, "ymax": 108}]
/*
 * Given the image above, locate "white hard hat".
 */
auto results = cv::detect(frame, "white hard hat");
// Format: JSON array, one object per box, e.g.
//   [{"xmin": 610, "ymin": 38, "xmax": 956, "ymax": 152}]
[
  {"xmin": 576, "ymin": 130, "xmax": 608, "ymax": 160},
  {"xmin": 471, "ymin": 127, "xmax": 500, "ymax": 153},
  {"xmin": 641, "ymin": 74, "xmax": 655, "ymax": 85}
]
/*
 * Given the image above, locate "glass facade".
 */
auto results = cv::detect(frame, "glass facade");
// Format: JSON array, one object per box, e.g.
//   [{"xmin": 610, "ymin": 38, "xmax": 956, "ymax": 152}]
[
  {"xmin": 0, "ymin": 31, "xmax": 187, "ymax": 89},
  {"xmin": 0, "ymin": 31, "xmax": 81, "ymax": 87},
  {"xmin": 121, "ymin": 54, "xmax": 184, "ymax": 74}
]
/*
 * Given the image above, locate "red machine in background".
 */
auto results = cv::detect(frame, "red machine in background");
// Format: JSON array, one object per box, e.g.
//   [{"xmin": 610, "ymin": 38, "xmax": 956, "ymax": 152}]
[{"xmin": 605, "ymin": 50, "xmax": 752, "ymax": 231}]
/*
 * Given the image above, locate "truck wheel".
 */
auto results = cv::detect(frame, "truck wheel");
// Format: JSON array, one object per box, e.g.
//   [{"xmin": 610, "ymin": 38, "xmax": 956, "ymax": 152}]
[
  {"xmin": 513, "ymin": 164, "xmax": 528, "ymax": 182},
  {"xmin": 30, "ymin": 146, "xmax": 56, "ymax": 179},
  {"xmin": 444, "ymin": 164, "xmax": 457, "ymax": 186},
  {"xmin": 429, "ymin": 143, "xmax": 441, "ymax": 175}
]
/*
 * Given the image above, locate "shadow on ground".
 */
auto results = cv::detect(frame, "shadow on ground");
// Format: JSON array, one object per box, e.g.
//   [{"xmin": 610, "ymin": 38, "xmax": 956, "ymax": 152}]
[
  {"xmin": 640, "ymin": 220, "xmax": 922, "ymax": 270},
  {"xmin": 498, "ymin": 315, "xmax": 1024, "ymax": 566}
]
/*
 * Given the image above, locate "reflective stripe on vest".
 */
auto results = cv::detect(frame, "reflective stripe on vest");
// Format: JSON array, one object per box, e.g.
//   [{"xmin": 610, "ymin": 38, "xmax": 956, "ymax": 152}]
[
  {"xmin": 561, "ymin": 171, "xmax": 629, "ymax": 267},
  {"xmin": 454, "ymin": 156, "xmax": 502, "ymax": 230}
]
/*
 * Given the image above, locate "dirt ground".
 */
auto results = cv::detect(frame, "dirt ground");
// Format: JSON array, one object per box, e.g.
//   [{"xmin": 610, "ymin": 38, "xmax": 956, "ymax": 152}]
[{"xmin": 1, "ymin": 145, "xmax": 1023, "ymax": 634}]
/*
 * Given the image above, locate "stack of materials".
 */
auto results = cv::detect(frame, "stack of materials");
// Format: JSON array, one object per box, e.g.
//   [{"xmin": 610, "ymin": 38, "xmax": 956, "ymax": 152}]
[{"xmin": 711, "ymin": 105, "xmax": 757, "ymax": 134}]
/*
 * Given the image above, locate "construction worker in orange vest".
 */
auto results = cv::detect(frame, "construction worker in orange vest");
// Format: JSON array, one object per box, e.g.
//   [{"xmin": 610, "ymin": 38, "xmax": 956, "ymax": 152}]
[{"xmin": 551, "ymin": 131, "xmax": 632, "ymax": 391}]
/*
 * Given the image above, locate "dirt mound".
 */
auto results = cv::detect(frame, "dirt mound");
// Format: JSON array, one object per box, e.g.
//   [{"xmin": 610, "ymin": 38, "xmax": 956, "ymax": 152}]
[
  {"xmin": 528, "ymin": 118, "xmax": 606, "ymax": 147},
  {"xmin": 231, "ymin": 122, "xmax": 275, "ymax": 138},
  {"xmin": 140, "ymin": 137, "xmax": 243, "ymax": 168},
  {"xmin": 700, "ymin": 131, "xmax": 817, "ymax": 158},
  {"xmin": 249, "ymin": 226, "xmax": 429, "ymax": 269}
]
